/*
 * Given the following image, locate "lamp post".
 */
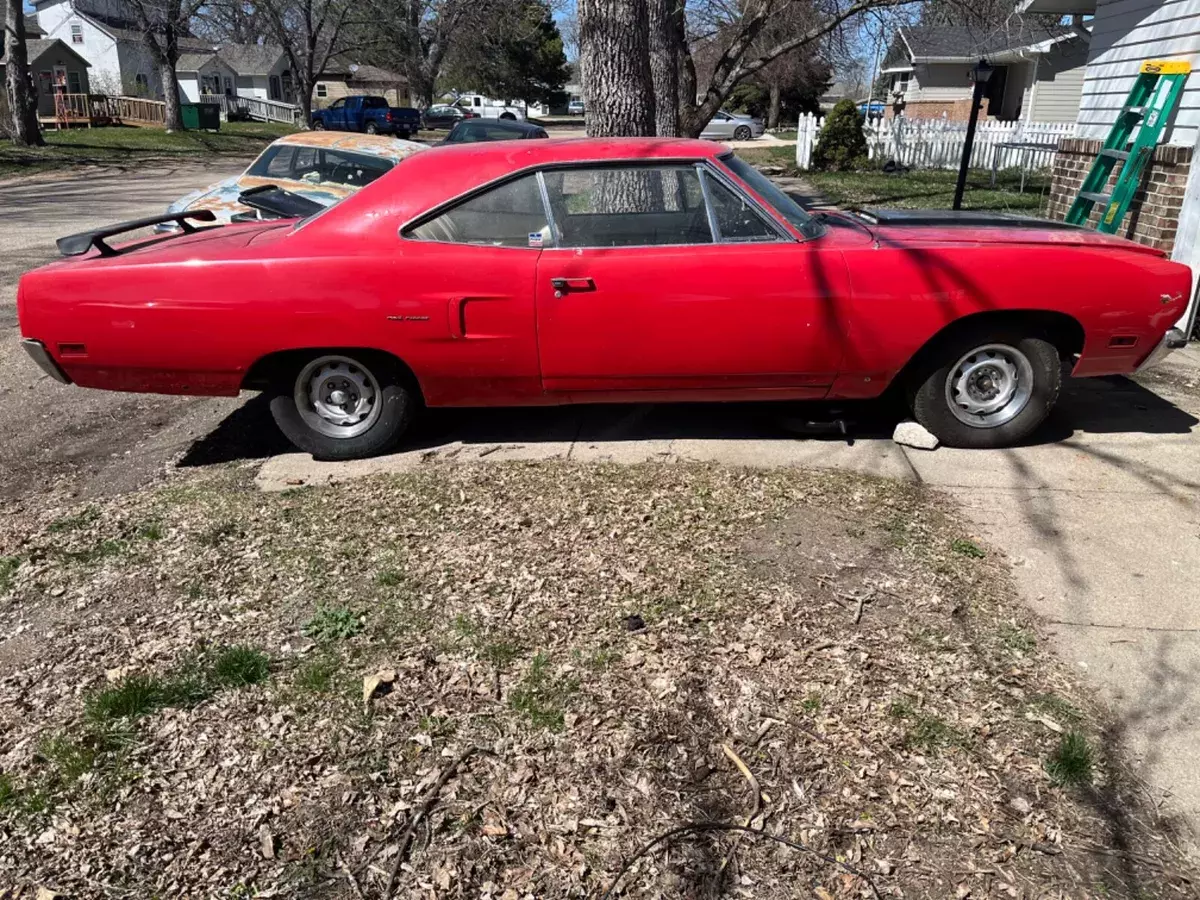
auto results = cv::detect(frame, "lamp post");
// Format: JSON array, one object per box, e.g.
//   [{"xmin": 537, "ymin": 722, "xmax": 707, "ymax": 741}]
[{"xmin": 953, "ymin": 58, "xmax": 994, "ymax": 211}]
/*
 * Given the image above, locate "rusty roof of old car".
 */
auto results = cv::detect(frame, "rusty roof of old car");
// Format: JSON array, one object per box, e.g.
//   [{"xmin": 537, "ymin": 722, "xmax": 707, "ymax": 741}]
[{"xmin": 273, "ymin": 131, "xmax": 426, "ymax": 161}]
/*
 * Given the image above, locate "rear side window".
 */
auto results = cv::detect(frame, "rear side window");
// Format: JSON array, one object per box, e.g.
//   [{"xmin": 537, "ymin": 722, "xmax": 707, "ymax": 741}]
[
  {"xmin": 541, "ymin": 166, "xmax": 711, "ymax": 247},
  {"xmin": 251, "ymin": 145, "xmax": 297, "ymax": 178},
  {"xmin": 363, "ymin": 97, "xmax": 387, "ymax": 109},
  {"xmin": 408, "ymin": 174, "xmax": 549, "ymax": 248}
]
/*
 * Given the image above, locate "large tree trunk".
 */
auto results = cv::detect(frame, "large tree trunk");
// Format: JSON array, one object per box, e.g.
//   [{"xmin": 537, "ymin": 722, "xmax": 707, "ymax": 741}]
[
  {"xmin": 160, "ymin": 60, "xmax": 183, "ymax": 131},
  {"xmin": 296, "ymin": 76, "xmax": 314, "ymax": 127},
  {"xmin": 406, "ymin": 69, "xmax": 436, "ymax": 109},
  {"xmin": 579, "ymin": 0, "xmax": 655, "ymax": 136},
  {"xmin": 647, "ymin": 0, "xmax": 679, "ymax": 136},
  {"xmin": 768, "ymin": 80, "xmax": 781, "ymax": 129},
  {"xmin": 4, "ymin": 0, "xmax": 43, "ymax": 146}
]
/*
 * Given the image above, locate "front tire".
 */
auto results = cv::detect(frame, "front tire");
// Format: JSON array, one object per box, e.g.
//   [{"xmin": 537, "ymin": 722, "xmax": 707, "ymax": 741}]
[
  {"xmin": 269, "ymin": 353, "xmax": 415, "ymax": 460},
  {"xmin": 312, "ymin": 119, "xmax": 325, "ymax": 130},
  {"xmin": 734, "ymin": 125, "xmax": 752, "ymax": 141},
  {"xmin": 910, "ymin": 329, "xmax": 1060, "ymax": 449}
]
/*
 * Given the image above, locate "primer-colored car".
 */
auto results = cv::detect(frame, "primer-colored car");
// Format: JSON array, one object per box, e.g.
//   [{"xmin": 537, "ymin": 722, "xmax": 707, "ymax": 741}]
[{"xmin": 164, "ymin": 131, "xmax": 426, "ymax": 224}]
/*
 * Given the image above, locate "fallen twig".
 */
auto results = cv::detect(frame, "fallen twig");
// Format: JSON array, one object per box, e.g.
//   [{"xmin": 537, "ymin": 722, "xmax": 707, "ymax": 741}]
[
  {"xmin": 383, "ymin": 746, "xmax": 490, "ymax": 900},
  {"xmin": 719, "ymin": 742, "xmax": 762, "ymax": 872}
]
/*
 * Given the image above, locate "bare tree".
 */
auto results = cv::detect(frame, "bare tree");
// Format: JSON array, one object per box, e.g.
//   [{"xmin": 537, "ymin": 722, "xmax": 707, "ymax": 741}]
[
  {"xmin": 261, "ymin": 0, "xmax": 358, "ymax": 126},
  {"xmin": 129, "ymin": 0, "xmax": 206, "ymax": 131},
  {"xmin": 194, "ymin": 0, "xmax": 271, "ymax": 44},
  {"xmin": 647, "ymin": 0, "xmax": 683, "ymax": 135},
  {"xmin": 579, "ymin": 0, "xmax": 655, "ymax": 136},
  {"xmin": 362, "ymin": 0, "xmax": 479, "ymax": 109},
  {"xmin": 4, "ymin": 0, "xmax": 43, "ymax": 146},
  {"xmin": 677, "ymin": 0, "xmax": 921, "ymax": 137}
]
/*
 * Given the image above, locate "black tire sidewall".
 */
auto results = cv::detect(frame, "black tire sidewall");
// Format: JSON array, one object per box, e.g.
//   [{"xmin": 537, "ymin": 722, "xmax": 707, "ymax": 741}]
[
  {"xmin": 269, "ymin": 358, "xmax": 415, "ymax": 461},
  {"xmin": 735, "ymin": 126, "xmax": 751, "ymax": 140},
  {"xmin": 912, "ymin": 332, "xmax": 1061, "ymax": 449}
]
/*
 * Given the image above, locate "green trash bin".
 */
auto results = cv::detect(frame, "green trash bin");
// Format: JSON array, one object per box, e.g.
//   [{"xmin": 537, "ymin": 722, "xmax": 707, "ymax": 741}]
[{"xmin": 180, "ymin": 103, "xmax": 221, "ymax": 131}]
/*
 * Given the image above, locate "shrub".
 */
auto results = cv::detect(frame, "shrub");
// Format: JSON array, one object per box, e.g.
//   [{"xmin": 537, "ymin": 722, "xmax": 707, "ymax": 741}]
[{"xmin": 812, "ymin": 99, "xmax": 868, "ymax": 172}]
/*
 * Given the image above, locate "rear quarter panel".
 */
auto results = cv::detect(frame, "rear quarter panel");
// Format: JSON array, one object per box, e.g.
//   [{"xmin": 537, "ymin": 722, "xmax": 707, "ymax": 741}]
[{"xmin": 832, "ymin": 240, "xmax": 1191, "ymax": 397}]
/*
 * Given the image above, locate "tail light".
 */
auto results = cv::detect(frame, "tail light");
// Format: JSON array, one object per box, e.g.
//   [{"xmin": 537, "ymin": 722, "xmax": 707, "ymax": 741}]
[{"xmin": 386, "ymin": 111, "xmax": 394, "ymax": 122}]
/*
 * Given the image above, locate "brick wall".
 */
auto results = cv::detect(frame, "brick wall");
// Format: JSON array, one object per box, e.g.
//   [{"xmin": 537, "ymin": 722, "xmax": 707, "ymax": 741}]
[
  {"xmin": 1047, "ymin": 137, "xmax": 1192, "ymax": 254},
  {"xmin": 894, "ymin": 98, "xmax": 987, "ymax": 123}
]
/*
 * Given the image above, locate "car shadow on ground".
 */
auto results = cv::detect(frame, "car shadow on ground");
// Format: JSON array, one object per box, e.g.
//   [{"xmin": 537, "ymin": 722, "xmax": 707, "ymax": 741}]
[{"xmin": 176, "ymin": 374, "xmax": 1197, "ymax": 469}]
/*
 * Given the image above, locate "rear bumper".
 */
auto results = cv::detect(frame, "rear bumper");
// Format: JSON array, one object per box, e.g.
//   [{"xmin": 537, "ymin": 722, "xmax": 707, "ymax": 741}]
[
  {"xmin": 1137, "ymin": 327, "xmax": 1188, "ymax": 372},
  {"xmin": 21, "ymin": 339, "xmax": 72, "ymax": 384}
]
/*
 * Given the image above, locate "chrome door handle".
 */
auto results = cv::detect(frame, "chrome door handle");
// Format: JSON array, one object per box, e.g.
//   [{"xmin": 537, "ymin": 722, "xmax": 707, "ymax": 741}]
[{"xmin": 550, "ymin": 277, "xmax": 595, "ymax": 297}]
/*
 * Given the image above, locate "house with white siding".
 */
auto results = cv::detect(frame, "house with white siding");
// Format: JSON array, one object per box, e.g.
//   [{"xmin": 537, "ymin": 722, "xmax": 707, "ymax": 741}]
[
  {"xmin": 1024, "ymin": 0, "xmax": 1200, "ymax": 334},
  {"xmin": 880, "ymin": 20, "xmax": 1090, "ymax": 123}
]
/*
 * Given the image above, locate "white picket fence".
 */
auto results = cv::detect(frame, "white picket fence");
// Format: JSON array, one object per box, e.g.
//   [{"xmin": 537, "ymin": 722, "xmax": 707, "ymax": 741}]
[{"xmin": 794, "ymin": 113, "xmax": 1076, "ymax": 171}]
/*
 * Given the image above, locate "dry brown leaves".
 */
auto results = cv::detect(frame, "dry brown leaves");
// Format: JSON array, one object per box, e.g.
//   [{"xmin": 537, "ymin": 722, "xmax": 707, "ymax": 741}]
[{"xmin": 0, "ymin": 462, "xmax": 1195, "ymax": 899}]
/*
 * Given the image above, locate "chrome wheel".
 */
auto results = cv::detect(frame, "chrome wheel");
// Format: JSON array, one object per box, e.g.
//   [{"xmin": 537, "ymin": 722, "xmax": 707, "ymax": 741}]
[
  {"xmin": 734, "ymin": 126, "xmax": 751, "ymax": 141},
  {"xmin": 944, "ymin": 343, "xmax": 1033, "ymax": 429},
  {"xmin": 294, "ymin": 355, "xmax": 382, "ymax": 439}
]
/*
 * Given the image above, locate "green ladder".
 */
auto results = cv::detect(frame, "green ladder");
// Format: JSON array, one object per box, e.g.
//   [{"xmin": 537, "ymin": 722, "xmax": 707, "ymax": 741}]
[{"xmin": 1066, "ymin": 59, "xmax": 1191, "ymax": 233}]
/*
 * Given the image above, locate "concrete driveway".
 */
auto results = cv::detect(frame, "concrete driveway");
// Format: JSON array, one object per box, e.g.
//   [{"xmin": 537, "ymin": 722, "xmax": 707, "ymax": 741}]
[{"xmin": 255, "ymin": 352, "xmax": 1200, "ymax": 843}]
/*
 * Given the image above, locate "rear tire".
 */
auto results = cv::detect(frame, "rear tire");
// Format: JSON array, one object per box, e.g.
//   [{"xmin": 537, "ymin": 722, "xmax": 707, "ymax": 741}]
[
  {"xmin": 365, "ymin": 121, "xmax": 378, "ymax": 134},
  {"xmin": 910, "ymin": 327, "xmax": 1060, "ymax": 449},
  {"xmin": 269, "ymin": 353, "xmax": 416, "ymax": 461},
  {"xmin": 734, "ymin": 125, "xmax": 752, "ymax": 140},
  {"xmin": 500, "ymin": 112, "xmax": 516, "ymax": 121}
]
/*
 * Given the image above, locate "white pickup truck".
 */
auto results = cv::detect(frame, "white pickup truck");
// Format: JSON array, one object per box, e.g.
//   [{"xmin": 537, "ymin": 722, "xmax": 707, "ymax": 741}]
[{"xmin": 453, "ymin": 94, "xmax": 527, "ymax": 121}]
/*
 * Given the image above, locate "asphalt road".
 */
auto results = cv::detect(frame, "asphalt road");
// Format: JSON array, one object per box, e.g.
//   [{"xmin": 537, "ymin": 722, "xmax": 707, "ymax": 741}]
[{"xmin": 0, "ymin": 160, "xmax": 252, "ymax": 502}]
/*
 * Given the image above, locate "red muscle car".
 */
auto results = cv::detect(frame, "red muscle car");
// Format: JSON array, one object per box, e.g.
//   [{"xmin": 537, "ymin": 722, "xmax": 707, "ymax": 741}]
[{"xmin": 17, "ymin": 138, "xmax": 1192, "ymax": 460}]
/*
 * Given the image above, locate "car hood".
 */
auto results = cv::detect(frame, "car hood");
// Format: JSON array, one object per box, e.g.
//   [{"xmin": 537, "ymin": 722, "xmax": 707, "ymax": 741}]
[
  {"xmin": 169, "ymin": 175, "xmax": 356, "ymax": 222},
  {"xmin": 844, "ymin": 208, "xmax": 1167, "ymax": 257}
]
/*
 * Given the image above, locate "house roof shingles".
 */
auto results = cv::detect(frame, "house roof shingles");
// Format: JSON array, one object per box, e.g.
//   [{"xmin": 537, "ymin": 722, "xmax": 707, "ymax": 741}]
[
  {"xmin": 216, "ymin": 43, "xmax": 285, "ymax": 76},
  {"xmin": 2, "ymin": 37, "xmax": 91, "ymax": 67},
  {"xmin": 888, "ymin": 18, "xmax": 1079, "ymax": 68},
  {"xmin": 24, "ymin": 15, "xmax": 44, "ymax": 37}
]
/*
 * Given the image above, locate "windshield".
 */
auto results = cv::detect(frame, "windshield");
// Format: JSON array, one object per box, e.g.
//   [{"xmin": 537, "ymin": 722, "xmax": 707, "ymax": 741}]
[
  {"xmin": 247, "ymin": 144, "xmax": 395, "ymax": 188},
  {"xmin": 719, "ymin": 153, "xmax": 822, "ymax": 239}
]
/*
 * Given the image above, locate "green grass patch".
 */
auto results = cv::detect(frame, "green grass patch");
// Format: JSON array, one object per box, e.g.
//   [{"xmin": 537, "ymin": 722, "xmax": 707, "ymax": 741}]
[
  {"xmin": 196, "ymin": 521, "xmax": 245, "ymax": 547},
  {"xmin": 1046, "ymin": 730, "xmax": 1095, "ymax": 787},
  {"xmin": 303, "ymin": 605, "xmax": 363, "ymax": 642},
  {"xmin": 0, "ymin": 773, "xmax": 17, "ymax": 808},
  {"xmin": 999, "ymin": 623, "xmax": 1036, "ymax": 654},
  {"xmin": 62, "ymin": 538, "xmax": 128, "ymax": 564},
  {"xmin": 47, "ymin": 506, "xmax": 100, "ymax": 533},
  {"xmin": 805, "ymin": 167, "xmax": 1051, "ymax": 215},
  {"xmin": 890, "ymin": 698, "xmax": 964, "ymax": 753},
  {"xmin": 138, "ymin": 521, "xmax": 165, "ymax": 541},
  {"xmin": 733, "ymin": 145, "xmax": 796, "ymax": 169},
  {"xmin": 0, "ymin": 555, "xmax": 20, "ymax": 593},
  {"xmin": 509, "ymin": 653, "xmax": 577, "ymax": 731},
  {"xmin": 85, "ymin": 673, "xmax": 165, "ymax": 722},
  {"xmin": 376, "ymin": 568, "xmax": 405, "ymax": 587},
  {"xmin": 951, "ymin": 537, "xmax": 986, "ymax": 559},
  {"xmin": 211, "ymin": 646, "xmax": 270, "ymax": 688},
  {"xmin": 0, "ymin": 121, "xmax": 297, "ymax": 180},
  {"xmin": 294, "ymin": 657, "xmax": 340, "ymax": 694}
]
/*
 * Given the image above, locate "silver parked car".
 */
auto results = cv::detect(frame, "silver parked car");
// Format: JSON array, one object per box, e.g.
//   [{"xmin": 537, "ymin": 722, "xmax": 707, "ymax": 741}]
[{"xmin": 700, "ymin": 110, "xmax": 765, "ymax": 141}]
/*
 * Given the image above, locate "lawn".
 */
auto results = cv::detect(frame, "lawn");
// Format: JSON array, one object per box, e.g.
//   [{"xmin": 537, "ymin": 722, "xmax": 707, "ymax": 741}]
[
  {"xmin": 806, "ymin": 167, "xmax": 1052, "ymax": 214},
  {"xmin": 0, "ymin": 121, "xmax": 298, "ymax": 179},
  {"xmin": 1, "ymin": 461, "xmax": 1193, "ymax": 897}
]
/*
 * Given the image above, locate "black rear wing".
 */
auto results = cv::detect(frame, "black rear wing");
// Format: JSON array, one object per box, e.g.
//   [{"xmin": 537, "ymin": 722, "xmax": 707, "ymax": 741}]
[{"xmin": 56, "ymin": 209, "xmax": 218, "ymax": 258}]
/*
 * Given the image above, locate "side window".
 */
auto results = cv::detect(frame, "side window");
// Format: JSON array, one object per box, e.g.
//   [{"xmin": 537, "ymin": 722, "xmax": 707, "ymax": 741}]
[
  {"xmin": 542, "ymin": 166, "xmax": 712, "ymax": 247},
  {"xmin": 408, "ymin": 174, "xmax": 549, "ymax": 248},
  {"xmin": 263, "ymin": 146, "xmax": 297, "ymax": 178},
  {"xmin": 702, "ymin": 172, "xmax": 778, "ymax": 242},
  {"xmin": 291, "ymin": 147, "xmax": 319, "ymax": 177},
  {"xmin": 329, "ymin": 98, "xmax": 345, "ymax": 110}
]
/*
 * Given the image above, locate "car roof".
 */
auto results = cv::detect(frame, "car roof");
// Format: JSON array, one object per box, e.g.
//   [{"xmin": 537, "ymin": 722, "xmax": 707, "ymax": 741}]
[
  {"xmin": 309, "ymin": 136, "xmax": 728, "ymax": 234},
  {"xmin": 460, "ymin": 118, "xmax": 544, "ymax": 134},
  {"xmin": 272, "ymin": 131, "xmax": 425, "ymax": 161}
]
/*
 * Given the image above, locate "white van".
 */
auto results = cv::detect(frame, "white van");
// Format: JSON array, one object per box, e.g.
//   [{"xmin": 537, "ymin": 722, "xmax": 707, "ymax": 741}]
[{"xmin": 453, "ymin": 94, "xmax": 526, "ymax": 121}]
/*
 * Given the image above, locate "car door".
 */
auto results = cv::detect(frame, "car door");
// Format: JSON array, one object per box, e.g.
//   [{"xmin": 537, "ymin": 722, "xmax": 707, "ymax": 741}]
[
  {"xmin": 326, "ymin": 97, "xmax": 346, "ymax": 129},
  {"xmin": 701, "ymin": 112, "xmax": 734, "ymax": 139},
  {"xmin": 397, "ymin": 172, "xmax": 549, "ymax": 404},
  {"xmin": 533, "ymin": 163, "xmax": 849, "ymax": 397}
]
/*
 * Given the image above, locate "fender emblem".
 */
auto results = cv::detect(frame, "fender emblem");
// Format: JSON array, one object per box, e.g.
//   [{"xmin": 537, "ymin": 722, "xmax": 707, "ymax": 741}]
[
  {"xmin": 387, "ymin": 315, "xmax": 430, "ymax": 322},
  {"xmin": 1161, "ymin": 293, "xmax": 1183, "ymax": 305}
]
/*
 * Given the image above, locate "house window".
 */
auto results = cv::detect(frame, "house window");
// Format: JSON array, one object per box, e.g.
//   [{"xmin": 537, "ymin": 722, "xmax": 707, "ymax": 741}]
[
  {"xmin": 67, "ymin": 71, "xmax": 82, "ymax": 93},
  {"xmin": 316, "ymin": 83, "xmax": 327, "ymax": 98},
  {"xmin": 892, "ymin": 72, "xmax": 910, "ymax": 94},
  {"xmin": 70, "ymin": 22, "xmax": 83, "ymax": 44}
]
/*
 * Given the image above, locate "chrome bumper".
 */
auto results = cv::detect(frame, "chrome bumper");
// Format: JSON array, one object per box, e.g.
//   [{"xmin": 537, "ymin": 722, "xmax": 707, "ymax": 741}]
[
  {"xmin": 21, "ymin": 339, "xmax": 71, "ymax": 384},
  {"xmin": 1137, "ymin": 327, "xmax": 1188, "ymax": 372}
]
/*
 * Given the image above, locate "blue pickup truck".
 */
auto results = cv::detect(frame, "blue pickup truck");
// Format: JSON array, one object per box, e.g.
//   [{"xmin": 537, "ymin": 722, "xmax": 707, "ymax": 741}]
[{"xmin": 310, "ymin": 96, "xmax": 422, "ymax": 139}]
